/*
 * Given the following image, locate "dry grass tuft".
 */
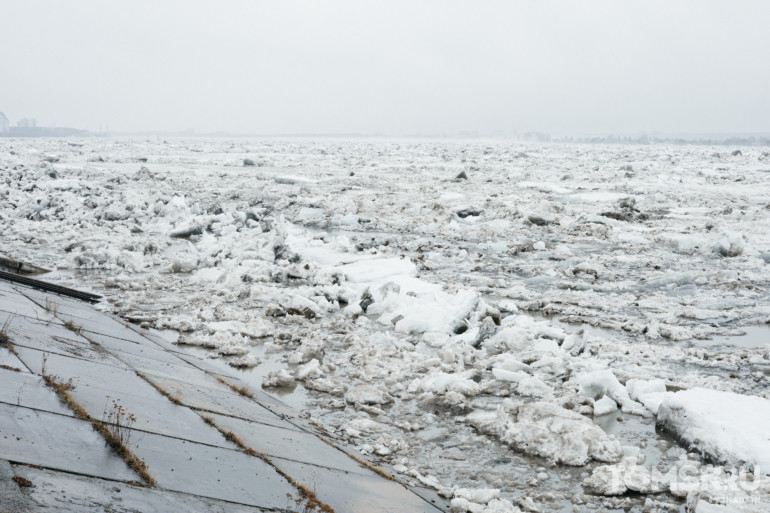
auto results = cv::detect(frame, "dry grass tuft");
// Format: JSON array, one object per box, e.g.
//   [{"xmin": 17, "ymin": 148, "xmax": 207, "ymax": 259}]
[
  {"xmin": 44, "ymin": 299, "xmax": 59, "ymax": 315},
  {"xmin": 200, "ymin": 414, "xmax": 334, "ymax": 513},
  {"xmin": 95, "ymin": 420, "xmax": 154, "ymax": 487},
  {"xmin": 318, "ymin": 436, "xmax": 395, "ymax": 481},
  {"xmin": 48, "ymin": 376, "xmax": 75, "ymax": 392},
  {"xmin": 215, "ymin": 375, "xmax": 254, "ymax": 398},
  {"xmin": 63, "ymin": 320, "xmax": 82, "ymax": 334},
  {"xmin": 43, "ymin": 374, "xmax": 155, "ymax": 487},
  {"xmin": 0, "ymin": 315, "xmax": 14, "ymax": 344},
  {"xmin": 12, "ymin": 476, "xmax": 32, "ymax": 488},
  {"xmin": 102, "ymin": 397, "xmax": 137, "ymax": 447},
  {"xmin": 81, "ymin": 333, "xmax": 103, "ymax": 348},
  {"xmin": 219, "ymin": 428, "xmax": 261, "ymax": 457},
  {"xmin": 281, "ymin": 476, "xmax": 335, "ymax": 513},
  {"xmin": 135, "ymin": 372, "xmax": 183, "ymax": 405},
  {"xmin": 347, "ymin": 453, "xmax": 395, "ymax": 481}
]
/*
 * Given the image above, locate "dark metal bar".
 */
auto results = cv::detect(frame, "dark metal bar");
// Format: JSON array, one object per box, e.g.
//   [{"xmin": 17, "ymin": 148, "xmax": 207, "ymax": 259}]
[{"xmin": 0, "ymin": 270, "xmax": 101, "ymax": 303}]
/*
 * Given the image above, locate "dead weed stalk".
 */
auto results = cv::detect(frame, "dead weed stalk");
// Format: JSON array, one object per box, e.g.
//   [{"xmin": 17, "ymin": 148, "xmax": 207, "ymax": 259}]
[
  {"xmin": 0, "ymin": 315, "xmax": 14, "ymax": 344},
  {"xmin": 42, "ymin": 374, "xmax": 154, "ymax": 487},
  {"xmin": 102, "ymin": 397, "xmax": 137, "ymax": 448}
]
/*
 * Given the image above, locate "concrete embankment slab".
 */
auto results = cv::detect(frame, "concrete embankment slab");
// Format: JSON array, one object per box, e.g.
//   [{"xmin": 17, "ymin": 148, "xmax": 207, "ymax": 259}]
[{"xmin": 0, "ymin": 278, "xmax": 447, "ymax": 512}]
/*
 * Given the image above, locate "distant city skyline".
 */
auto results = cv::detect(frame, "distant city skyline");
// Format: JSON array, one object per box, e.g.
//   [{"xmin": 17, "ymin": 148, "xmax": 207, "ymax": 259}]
[{"xmin": 3, "ymin": 106, "xmax": 770, "ymax": 141}]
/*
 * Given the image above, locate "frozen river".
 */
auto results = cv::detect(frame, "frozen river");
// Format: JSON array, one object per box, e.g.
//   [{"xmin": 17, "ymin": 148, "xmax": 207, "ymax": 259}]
[{"xmin": 2, "ymin": 138, "xmax": 769, "ymax": 512}]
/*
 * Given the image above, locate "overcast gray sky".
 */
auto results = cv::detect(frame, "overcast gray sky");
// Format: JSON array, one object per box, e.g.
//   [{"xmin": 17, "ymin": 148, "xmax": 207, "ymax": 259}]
[{"xmin": 2, "ymin": 1, "xmax": 769, "ymax": 135}]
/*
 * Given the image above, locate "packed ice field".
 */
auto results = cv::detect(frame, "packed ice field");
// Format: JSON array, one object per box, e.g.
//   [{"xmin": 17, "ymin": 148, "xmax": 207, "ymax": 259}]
[{"xmin": 2, "ymin": 138, "xmax": 769, "ymax": 512}]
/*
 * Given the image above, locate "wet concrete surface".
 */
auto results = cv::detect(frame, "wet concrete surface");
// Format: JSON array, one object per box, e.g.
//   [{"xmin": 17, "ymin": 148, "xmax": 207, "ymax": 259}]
[
  {"xmin": 0, "ymin": 278, "xmax": 447, "ymax": 513},
  {"xmin": 12, "ymin": 465, "xmax": 270, "ymax": 513},
  {"xmin": 0, "ymin": 402, "xmax": 139, "ymax": 482}
]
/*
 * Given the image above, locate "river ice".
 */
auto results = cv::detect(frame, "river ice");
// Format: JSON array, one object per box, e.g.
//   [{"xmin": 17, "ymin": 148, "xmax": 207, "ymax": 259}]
[{"xmin": 2, "ymin": 138, "xmax": 769, "ymax": 511}]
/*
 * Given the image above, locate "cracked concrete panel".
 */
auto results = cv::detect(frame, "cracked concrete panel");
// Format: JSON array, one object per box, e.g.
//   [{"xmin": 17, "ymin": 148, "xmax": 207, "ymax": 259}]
[
  {"xmin": 83, "ymin": 329, "xmax": 194, "ymax": 367},
  {"xmin": 13, "ymin": 465, "xmax": 269, "ymax": 513},
  {"xmin": 63, "ymin": 310, "xmax": 151, "ymax": 336},
  {"xmin": 75, "ymin": 321, "xmax": 155, "ymax": 346},
  {"xmin": 163, "ymin": 349, "xmax": 243, "ymax": 379},
  {"xmin": 139, "ymin": 373, "xmax": 304, "ymax": 432},
  {"xmin": 0, "ymin": 281, "xmax": 17, "ymax": 294},
  {"xmin": 115, "ymin": 321, "xmax": 181, "ymax": 350},
  {"xmin": 178, "ymin": 366, "xmax": 301, "ymax": 420},
  {"xmin": 204, "ymin": 412, "xmax": 368, "ymax": 475},
  {"xmin": 271, "ymin": 457, "xmax": 445, "ymax": 513},
  {"xmin": 113, "ymin": 331, "xmax": 298, "ymax": 413},
  {"xmin": 4, "ymin": 317, "xmax": 126, "ymax": 367},
  {"xmin": 0, "ymin": 368, "xmax": 73, "ymax": 416},
  {"xmin": 78, "ymin": 327, "xmax": 241, "ymax": 383},
  {"xmin": 12, "ymin": 290, "xmax": 154, "ymax": 347},
  {"xmin": 216, "ymin": 376, "xmax": 302, "ymax": 418},
  {"xmin": 107, "ymin": 326, "xmax": 244, "ymax": 380},
  {"xmin": 0, "ymin": 403, "xmax": 139, "ymax": 482},
  {"xmin": 120, "ymin": 351, "xmax": 235, "ymax": 389},
  {"xmin": 12, "ymin": 346, "xmax": 134, "ymax": 385},
  {"xmin": 126, "ymin": 430, "xmax": 296, "ymax": 509},
  {"xmin": 101, "ymin": 322, "xmax": 260, "ymax": 382}
]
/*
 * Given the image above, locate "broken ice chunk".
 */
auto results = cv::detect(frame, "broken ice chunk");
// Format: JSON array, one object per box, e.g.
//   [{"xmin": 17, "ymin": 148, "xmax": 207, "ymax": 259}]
[
  {"xmin": 262, "ymin": 369, "xmax": 296, "ymax": 388},
  {"xmin": 626, "ymin": 378, "xmax": 668, "ymax": 415},
  {"xmin": 345, "ymin": 384, "xmax": 393, "ymax": 406},
  {"xmin": 516, "ymin": 376, "xmax": 552, "ymax": 398},
  {"xmin": 577, "ymin": 369, "xmax": 646, "ymax": 415},
  {"xmin": 465, "ymin": 402, "xmax": 623, "ymax": 466},
  {"xmin": 295, "ymin": 358, "xmax": 323, "ymax": 380},
  {"xmin": 592, "ymin": 395, "xmax": 618, "ymax": 416}
]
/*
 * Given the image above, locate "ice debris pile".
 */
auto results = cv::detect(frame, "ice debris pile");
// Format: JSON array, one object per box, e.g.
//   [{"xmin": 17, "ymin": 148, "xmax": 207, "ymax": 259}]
[{"xmin": 2, "ymin": 138, "xmax": 769, "ymax": 511}]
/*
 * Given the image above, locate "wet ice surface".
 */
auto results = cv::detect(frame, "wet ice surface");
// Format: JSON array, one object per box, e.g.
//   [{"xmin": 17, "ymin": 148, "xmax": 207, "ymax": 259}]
[
  {"xmin": 695, "ymin": 325, "xmax": 770, "ymax": 350},
  {"xmin": 2, "ymin": 138, "xmax": 770, "ymax": 510}
]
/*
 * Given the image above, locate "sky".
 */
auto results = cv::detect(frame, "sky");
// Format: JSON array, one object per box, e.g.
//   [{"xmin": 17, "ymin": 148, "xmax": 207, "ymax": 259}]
[{"xmin": 1, "ymin": 1, "xmax": 769, "ymax": 136}]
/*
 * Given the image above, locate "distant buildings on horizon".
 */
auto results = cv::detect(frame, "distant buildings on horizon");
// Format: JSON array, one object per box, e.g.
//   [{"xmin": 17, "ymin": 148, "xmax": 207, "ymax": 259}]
[
  {"xmin": 0, "ymin": 111, "xmax": 86, "ymax": 137},
  {"xmin": 17, "ymin": 117, "xmax": 37, "ymax": 128},
  {"xmin": 0, "ymin": 110, "xmax": 767, "ymax": 145}
]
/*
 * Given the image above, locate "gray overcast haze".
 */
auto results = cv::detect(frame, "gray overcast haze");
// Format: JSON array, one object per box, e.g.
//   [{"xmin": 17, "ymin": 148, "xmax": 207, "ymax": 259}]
[{"xmin": 2, "ymin": 0, "xmax": 769, "ymax": 135}]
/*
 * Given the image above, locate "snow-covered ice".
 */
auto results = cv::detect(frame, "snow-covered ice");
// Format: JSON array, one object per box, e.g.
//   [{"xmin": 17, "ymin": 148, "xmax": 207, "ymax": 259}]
[
  {"xmin": 657, "ymin": 388, "xmax": 770, "ymax": 472},
  {"xmin": 2, "ymin": 137, "xmax": 769, "ymax": 510}
]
